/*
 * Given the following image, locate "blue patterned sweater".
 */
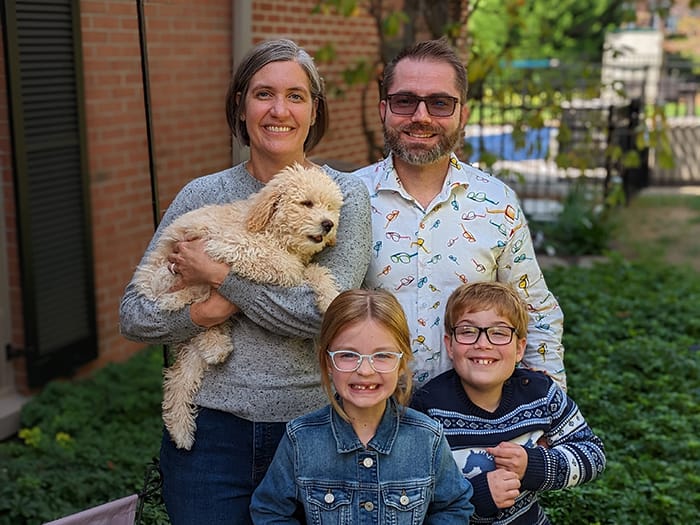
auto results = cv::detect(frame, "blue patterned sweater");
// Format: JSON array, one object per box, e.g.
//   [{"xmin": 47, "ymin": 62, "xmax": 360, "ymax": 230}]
[{"xmin": 411, "ymin": 368, "xmax": 606, "ymax": 524}]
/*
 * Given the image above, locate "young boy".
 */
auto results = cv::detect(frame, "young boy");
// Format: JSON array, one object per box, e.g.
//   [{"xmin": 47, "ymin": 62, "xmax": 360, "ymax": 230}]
[{"xmin": 411, "ymin": 282, "xmax": 606, "ymax": 524}]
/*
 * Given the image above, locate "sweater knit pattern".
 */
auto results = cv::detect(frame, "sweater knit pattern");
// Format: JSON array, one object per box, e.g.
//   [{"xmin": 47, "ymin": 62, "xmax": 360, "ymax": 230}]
[{"xmin": 411, "ymin": 369, "xmax": 606, "ymax": 524}]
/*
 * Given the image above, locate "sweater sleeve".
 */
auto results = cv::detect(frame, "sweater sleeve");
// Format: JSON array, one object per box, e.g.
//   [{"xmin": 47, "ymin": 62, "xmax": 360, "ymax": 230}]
[
  {"xmin": 119, "ymin": 178, "xmax": 213, "ymax": 345},
  {"xmin": 216, "ymin": 169, "xmax": 371, "ymax": 338},
  {"xmin": 520, "ymin": 387, "xmax": 607, "ymax": 492},
  {"xmin": 465, "ymin": 472, "xmax": 500, "ymax": 519}
]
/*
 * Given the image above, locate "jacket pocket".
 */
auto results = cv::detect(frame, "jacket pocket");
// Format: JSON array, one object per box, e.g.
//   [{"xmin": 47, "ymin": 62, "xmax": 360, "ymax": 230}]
[
  {"xmin": 303, "ymin": 484, "xmax": 353, "ymax": 525},
  {"xmin": 381, "ymin": 480, "xmax": 430, "ymax": 525}
]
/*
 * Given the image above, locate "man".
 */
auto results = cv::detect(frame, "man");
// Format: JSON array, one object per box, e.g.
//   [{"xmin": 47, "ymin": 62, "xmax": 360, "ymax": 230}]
[{"xmin": 354, "ymin": 38, "xmax": 566, "ymax": 389}]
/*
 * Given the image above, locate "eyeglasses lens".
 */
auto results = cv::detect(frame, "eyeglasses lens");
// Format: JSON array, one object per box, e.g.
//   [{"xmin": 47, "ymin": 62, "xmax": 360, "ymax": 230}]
[
  {"xmin": 329, "ymin": 351, "xmax": 402, "ymax": 372},
  {"xmin": 388, "ymin": 94, "xmax": 457, "ymax": 117},
  {"xmin": 453, "ymin": 326, "xmax": 514, "ymax": 345}
]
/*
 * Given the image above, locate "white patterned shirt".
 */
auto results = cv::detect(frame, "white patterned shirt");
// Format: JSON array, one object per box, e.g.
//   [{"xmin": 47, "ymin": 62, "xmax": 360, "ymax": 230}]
[{"xmin": 354, "ymin": 153, "xmax": 566, "ymax": 389}]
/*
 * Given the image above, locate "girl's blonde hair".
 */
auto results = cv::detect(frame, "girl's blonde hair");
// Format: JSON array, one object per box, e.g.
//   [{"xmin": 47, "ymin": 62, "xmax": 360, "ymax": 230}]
[{"xmin": 317, "ymin": 289, "xmax": 414, "ymax": 421}]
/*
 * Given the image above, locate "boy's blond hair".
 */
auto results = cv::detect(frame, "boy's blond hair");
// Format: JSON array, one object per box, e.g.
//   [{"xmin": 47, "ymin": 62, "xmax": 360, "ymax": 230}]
[{"xmin": 444, "ymin": 282, "xmax": 529, "ymax": 338}]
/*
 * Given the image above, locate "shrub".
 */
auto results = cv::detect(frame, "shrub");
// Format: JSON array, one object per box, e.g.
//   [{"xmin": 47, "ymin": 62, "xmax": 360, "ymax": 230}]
[
  {"xmin": 0, "ymin": 348, "xmax": 169, "ymax": 524},
  {"xmin": 531, "ymin": 179, "xmax": 620, "ymax": 257},
  {"xmin": 540, "ymin": 257, "xmax": 700, "ymax": 524}
]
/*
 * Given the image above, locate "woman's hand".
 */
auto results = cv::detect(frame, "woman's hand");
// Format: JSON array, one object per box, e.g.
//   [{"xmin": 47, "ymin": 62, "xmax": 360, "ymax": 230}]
[
  {"xmin": 168, "ymin": 239, "xmax": 229, "ymax": 288},
  {"xmin": 167, "ymin": 239, "xmax": 240, "ymax": 327},
  {"xmin": 190, "ymin": 289, "xmax": 240, "ymax": 328}
]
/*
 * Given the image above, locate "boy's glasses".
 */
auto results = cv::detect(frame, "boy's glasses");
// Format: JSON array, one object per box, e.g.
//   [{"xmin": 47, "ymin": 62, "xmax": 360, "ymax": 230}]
[
  {"xmin": 386, "ymin": 93, "xmax": 459, "ymax": 117},
  {"xmin": 327, "ymin": 350, "xmax": 403, "ymax": 373},
  {"xmin": 451, "ymin": 325, "xmax": 516, "ymax": 345}
]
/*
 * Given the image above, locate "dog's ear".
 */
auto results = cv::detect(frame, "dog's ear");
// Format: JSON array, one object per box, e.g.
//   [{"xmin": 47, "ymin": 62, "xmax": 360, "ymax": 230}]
[{"xmin": 246, "ymin": 180, "xmax": 282, "ymax": 232}]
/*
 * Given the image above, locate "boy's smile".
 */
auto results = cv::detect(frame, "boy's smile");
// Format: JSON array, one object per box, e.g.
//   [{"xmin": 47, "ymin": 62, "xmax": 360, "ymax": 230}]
[{"xmin": 445, "ymin": 309, "xmax": 526, "ymax": 412}]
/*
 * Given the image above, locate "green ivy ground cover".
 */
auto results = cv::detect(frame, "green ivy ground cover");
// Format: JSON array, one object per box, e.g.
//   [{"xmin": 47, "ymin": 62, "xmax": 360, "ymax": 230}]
[{"xmin": 1, "ymin": 258, "xmax": 698, "ymax": 524}]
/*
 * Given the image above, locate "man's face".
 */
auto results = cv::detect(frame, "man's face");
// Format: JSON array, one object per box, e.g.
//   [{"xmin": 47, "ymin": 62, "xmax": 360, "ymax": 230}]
[{"xmin": 380, "ymin": 58, "xmax": 469, "ymax": 165}]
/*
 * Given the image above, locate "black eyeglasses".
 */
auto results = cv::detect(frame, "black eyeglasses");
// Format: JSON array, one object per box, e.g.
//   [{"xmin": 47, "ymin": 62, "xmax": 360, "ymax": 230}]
[
  {"xmin": 451, "ymin": 325, "xmax": 517, "ymax": 345},
  {"xmin": 386, "ymin": 93, "xmax": 460, "ymax": 117}
]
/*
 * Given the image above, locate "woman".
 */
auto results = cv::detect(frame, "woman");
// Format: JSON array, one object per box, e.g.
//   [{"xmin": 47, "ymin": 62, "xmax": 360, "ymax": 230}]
[
  {"xmin": 119, "ymin": 39, "xmax": 371, "ymax": 525},
  {"xmin": 250, "ymin": 289, "xmax": 474, "ymax": 523}
]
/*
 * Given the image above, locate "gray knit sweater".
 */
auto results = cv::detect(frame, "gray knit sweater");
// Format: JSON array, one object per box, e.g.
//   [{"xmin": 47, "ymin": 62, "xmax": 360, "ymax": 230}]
[{"xmin": 119, "ymin": 163, "xmax": 371, "ymax": 421}]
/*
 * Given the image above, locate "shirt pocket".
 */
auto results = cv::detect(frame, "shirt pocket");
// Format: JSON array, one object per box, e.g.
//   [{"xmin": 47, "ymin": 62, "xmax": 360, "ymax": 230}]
[
  {"xmin": 302, "ymin": 484, "xmax": 353, "ymax": 525},
  {"xmin": 381, "ymin": 480, "xmax": 430, "ymax": 525}
]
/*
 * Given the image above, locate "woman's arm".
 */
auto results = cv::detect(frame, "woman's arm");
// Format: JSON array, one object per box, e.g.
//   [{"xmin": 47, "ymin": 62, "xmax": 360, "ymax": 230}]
[{"xmin": 119, "ymin": 179, "xmax": 216, "ymax": 345}]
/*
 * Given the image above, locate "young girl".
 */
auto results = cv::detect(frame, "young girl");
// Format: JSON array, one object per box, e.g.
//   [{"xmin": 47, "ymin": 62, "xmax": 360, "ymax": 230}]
[{"xmin": 250, "ymin": 289, "xmax": 474, "ymax": 523}]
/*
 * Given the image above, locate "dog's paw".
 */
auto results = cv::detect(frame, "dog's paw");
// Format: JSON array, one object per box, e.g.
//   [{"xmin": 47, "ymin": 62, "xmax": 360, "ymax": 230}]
[{"xmin": 304, "ymin": 264, "xmax": 339, "ymax": 313}]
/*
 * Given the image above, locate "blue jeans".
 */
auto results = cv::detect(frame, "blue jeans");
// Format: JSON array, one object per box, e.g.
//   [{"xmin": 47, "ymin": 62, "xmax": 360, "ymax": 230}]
[{"xmin": 160, "ymin": 407, "xmax": 287, "ymax": 525}]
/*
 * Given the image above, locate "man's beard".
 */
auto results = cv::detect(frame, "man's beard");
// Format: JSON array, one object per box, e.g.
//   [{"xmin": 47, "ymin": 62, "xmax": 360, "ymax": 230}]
[{"xmin": 384, "ymin": 123, "xmax": 462, "ymax": 165}]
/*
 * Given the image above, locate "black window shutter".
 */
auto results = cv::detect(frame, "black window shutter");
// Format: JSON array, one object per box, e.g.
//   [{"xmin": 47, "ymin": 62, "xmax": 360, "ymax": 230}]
[{"xmin": 3, "ymin": 0, "xmax": 97, "ymax": 386}]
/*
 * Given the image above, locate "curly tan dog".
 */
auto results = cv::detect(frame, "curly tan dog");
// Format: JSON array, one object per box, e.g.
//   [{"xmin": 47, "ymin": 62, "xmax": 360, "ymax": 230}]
[{"xmin": 132, "ymin": 164, "xmax": 343, "ymax": 449}]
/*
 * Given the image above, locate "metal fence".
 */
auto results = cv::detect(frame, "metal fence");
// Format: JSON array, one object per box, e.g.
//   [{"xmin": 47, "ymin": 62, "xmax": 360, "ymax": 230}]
[{"xmin": 463, "ymin": 56, "xmax": 700, "ymax": 220}]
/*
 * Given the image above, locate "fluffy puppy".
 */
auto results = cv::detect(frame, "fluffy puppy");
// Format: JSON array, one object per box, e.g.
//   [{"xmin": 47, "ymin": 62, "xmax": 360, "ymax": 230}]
[{"xmin": 132, "ymin": 163, "xmax": 343, "ymax": 449}]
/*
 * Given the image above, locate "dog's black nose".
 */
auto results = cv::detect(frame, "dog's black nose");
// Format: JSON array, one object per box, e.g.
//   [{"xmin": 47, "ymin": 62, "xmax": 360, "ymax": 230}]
[{"xmin": 322, "ymin": 220, "xmax": 334, "ymax": 233}]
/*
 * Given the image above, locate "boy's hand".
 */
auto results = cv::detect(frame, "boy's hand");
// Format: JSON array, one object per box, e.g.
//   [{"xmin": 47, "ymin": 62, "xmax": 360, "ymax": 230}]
[
  {"xmin": 487, "ymin": 442, "xmax": 528, "ymax": 479},
  {"xmin": 486, "ymin": 468, "xmax": 520, "ymax": 509}
]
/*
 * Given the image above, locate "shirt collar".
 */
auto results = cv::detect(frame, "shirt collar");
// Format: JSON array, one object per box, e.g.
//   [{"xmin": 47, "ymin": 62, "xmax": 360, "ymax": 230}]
[{"xmin": 373, "ymin": 152, "xmax": 469, "ymax": 195}]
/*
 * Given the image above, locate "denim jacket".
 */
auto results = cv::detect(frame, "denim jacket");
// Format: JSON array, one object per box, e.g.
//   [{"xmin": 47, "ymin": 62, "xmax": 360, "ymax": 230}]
[{"xmin": 250, "ymin": 398, "xmax": 474, "ymax": 524}]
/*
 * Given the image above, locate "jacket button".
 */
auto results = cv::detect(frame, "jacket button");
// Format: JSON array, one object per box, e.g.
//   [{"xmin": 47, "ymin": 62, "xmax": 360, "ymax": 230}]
[
  {"xmin": 362, "ymin": 457, "xmax": 374, "ymax": 468},
  {"xmin": 324, "ymin": 492, "xmax": 335, "ymax": 504},
  {"xmin": 400, "ymin": 494, "xmax": 410, "ymax": 505},
  {"xmin": 362, "ymin": 501, "xmax": 375, "ymax": 511}
]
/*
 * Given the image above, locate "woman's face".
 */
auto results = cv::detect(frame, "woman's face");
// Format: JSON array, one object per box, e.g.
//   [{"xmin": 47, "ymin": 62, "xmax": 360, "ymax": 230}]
[
  {"xmin": 241, "ymin": 60, "xmax": 317, "ymax": 162},
  {"xmin": 327, "ymin": 319, "xmax": 400, "ymax": 421}
]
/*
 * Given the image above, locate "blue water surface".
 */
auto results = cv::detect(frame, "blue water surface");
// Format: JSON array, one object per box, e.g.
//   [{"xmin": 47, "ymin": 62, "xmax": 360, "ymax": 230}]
[{"xmin": 465, "ymin": 127, "xmax": 552, "ymax": 162}]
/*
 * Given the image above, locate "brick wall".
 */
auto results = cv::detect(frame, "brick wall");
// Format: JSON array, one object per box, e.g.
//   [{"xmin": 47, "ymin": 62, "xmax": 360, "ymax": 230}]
[
  {"xmin": 77, "ymin": 0, "xmax": 235, "ymax": 378},
  {"xmin": 3, "ymin": 0, "xmax": 383, "ymax": 392}
]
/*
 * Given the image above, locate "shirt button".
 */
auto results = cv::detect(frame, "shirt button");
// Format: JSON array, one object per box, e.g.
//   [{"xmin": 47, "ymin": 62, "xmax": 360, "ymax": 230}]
[
  {"xmin": 362, "ymin": 457, "xmax": 374, "ymax": 468},
  {"xmin": 324, "ymin": 492, "xmax": 335, "ymax": 504},
  {"xmin": 363, "ymin": 501, "xmax": 375, "ymax": 512},
  {"xmin": 400, "ymin": 494, "xmax": 410, "ymax": 505}
]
